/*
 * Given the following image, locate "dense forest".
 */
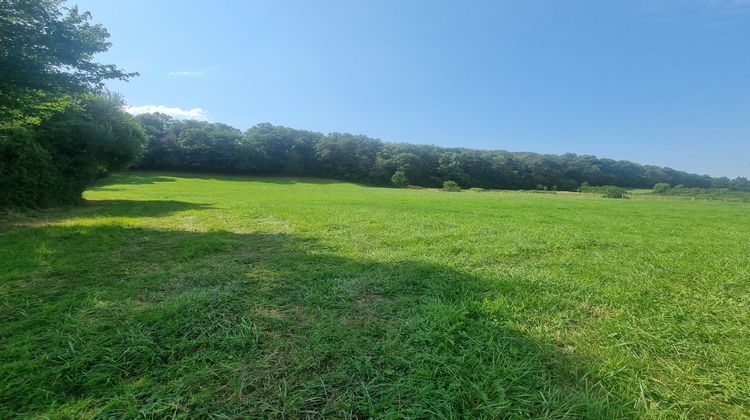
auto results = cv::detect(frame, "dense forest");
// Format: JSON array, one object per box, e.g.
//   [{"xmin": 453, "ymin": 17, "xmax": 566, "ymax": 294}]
[
  {"xmin": 1, "ymin": 0, "xmax": 749, "ymax": 210},
  {"xmin": 133, "ymin": 115, "xmax": 750, "ymax": 192}
]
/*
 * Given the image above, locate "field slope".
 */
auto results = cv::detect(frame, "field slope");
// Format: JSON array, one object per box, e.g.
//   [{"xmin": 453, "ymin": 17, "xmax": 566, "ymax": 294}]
[{"xmin": 1, "ymin": 172, "xmax": 749, "ymax": 418}]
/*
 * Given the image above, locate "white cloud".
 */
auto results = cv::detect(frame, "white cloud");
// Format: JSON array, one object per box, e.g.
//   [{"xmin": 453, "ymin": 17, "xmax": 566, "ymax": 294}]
[
  {"xmin": 168, "ymin": 70, "xmax": 206, "ymax": 77},
  {"xmin": 124, "ymin": 105, "xmax": 208, "ymax": 120}
]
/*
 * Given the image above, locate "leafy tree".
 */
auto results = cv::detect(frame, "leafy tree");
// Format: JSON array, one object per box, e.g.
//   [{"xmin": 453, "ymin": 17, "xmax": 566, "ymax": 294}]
[
  {"xmin": 0, "ymin": 0, "xmax": 136, "ymax": 126},
  {"xmin": 135, "ymin": 112, "xmax": 174, "ymax": 168},
  {"xmin": 729, "ymin": 177, "xmax": 750, "ymax": 192},
  {"xmin": 653, "ymin": 183, "xmax": 671, "ymax": 194},
  {"xmin": 443, "ymin": 180, "xmax": 461, "ymax": 192},
  {"xmin": 391, "ymin": 170, "xmax": 409, "ymax": 187},
  {"xmin": 243, "ymin": 123, "xmax": 323, "ymax": 174}
]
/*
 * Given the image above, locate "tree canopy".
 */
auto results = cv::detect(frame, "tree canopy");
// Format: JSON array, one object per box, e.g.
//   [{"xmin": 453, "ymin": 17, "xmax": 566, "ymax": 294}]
[{"xmin": 0, "ymin": 0, "xmax": 136, "ymax": 126}]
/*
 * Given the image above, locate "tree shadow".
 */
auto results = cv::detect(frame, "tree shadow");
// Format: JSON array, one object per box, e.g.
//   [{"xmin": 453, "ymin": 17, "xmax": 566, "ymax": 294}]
[
  {"xmin": 0, "ymin": 222, "xmax": 635, "ymax": 418},
  {"xmin": 76, "ymin": 199, "xmax": 215, "ymax": 218},
  {"xmin": 97, "ymin": 170, "xmax": 374, "ymax": 187},
  {"xmin": 95, "ymin": 173, "xmax": 177, "ymax": 186},
  {"xmin": 0, "ymin": 200, "xmax": 214, "ymax": 230}
]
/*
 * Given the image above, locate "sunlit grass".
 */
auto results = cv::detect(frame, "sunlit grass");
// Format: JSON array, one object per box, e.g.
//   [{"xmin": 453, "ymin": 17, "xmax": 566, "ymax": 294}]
[{"xmin": 1, "ymin": 171, "xmax": 748, "ymax": 417}]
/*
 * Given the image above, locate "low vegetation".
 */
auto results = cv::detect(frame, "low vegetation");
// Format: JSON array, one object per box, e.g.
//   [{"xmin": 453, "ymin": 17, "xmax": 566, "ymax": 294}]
[
  {"xmin": 578, "ymin": 183, "xmax": 630, "ymax": 199},
  {"xmin": 1, "ymin": 172, "xmax": 748, "ymax": 417},
  {"xmin": 442, "ymin": 180, "xmax": 461, "ymax": 192},
  {"xmin": 650, "ymin": 183, "xmax": 750, "ymax": 203}
]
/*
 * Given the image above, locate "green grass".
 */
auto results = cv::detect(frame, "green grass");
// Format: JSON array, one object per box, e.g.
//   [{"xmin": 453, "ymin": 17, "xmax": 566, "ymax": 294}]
[{"xmin": 2, "ymin": 172, "xmax": 749, "ymax": 418}]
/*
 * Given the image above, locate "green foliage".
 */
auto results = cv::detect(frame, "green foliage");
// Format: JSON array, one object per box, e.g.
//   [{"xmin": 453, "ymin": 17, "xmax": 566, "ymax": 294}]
[
  {"xmin": 653, "ymin": 183, "xmax": 671, "ymax": 194},
  {"xmin": 442, "ymin": 180, "xmax": 461, "ymax": 192},
  {"xmin": 0, "ymin": 127, "xmax": 61, "ymax": 207},
  {"xmin": 652, "ymin": 183, "xmax": 750, "ymax": 202},
  {"xmin": 602, "ymin": 187, "xmax": 628, "ymax": 199},
  {"xmin": 467, "ymin": 187, "xmax": 487, "ymax": 192},
  {"xmin": 579, "ymin": 183, "xmax": 629, "ymax": 198},
  {"xmin": 134, "ymin": 119, "xmax": 739, "ymax": 192},
  {"xmin": 0, "ymin": 0, "xmax": 136, "ymax": 126},
  {"xmin": 0, "ymin": 94, "xmax": 146, "ymax": 208},
  {"xmin": 390, "ymin": 169, "xmax": 409, "ymax": 187},
  {"xmin": 0, "ymin": 1, "xmax": 143, "ymax": 209},
  {"xmin": 1, "ymin": 173, "xmax": 749, "ymax": 417}
]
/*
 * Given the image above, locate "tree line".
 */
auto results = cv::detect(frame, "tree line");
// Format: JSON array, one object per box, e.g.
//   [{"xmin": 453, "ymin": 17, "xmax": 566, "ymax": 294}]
[{"xmin": 134, "ymin": 115, "xmax": 750, "ymax": 192}]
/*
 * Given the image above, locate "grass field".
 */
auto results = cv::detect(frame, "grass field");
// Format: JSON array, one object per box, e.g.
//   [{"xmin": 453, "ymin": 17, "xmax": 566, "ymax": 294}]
[{"xmin": 1, "ymin": 172, "xmax": 749, "ymax": 418}]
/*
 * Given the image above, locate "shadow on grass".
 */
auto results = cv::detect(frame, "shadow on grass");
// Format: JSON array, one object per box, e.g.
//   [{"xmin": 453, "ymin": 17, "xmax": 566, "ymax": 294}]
[
  {"xmin": 0, "ymin": 200, "xmax": 214, "ymax": 230},
  {"xmin": 95, "ymin": 173, "xmax": 177, "ymax": 186},
  {"xmin": 76, "ymin": 199, "xmax": 215, "ymax": 218},
  {"xmin": 97, "ymin": 170, "xmax": 372, "ymax": 187},
  {"xmin": 0, "ymin": 221, "xmax": 634, "ymax": 417}
]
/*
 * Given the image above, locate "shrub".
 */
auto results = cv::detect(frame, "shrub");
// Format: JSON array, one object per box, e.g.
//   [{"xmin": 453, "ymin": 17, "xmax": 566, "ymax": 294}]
[
  {"xmin": 391, "ymin": 170, "xmax": 409, "ymax": 187},
  {"xmin": 653, "ymin": 183, "xmax": 671, "ymax": 194},
  {"xmin": 467, "ymin": 187, "xmax": 487, "ymax": 192},
  {"xmin": 601, "ymin": 186, "xmax": 629, "ymax": 199},
  {"xmin": 442, "ymin": 180, "xmax": 461, "ymax": 192},
  {"xmin": 579, "ymin": 183, "xmax": 628, "ymax": 198},
  {"xmin": 0, "ymin": 127, "xmax": 62, "ymax": 208},
  {"xmin": 0, "ymin": 94, "xmax": 146, "ymax": 209}
]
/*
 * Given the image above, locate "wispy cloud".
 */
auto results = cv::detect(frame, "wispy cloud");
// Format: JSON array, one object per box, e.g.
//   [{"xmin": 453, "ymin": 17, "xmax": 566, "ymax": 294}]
[
  {"xmin": 167, "ymin": 70, "xmax": 206, "ymax": 77},
  {"xmin": 124, "ymin": 105, "xmax": 208, "ymax": 120},
  {"xmin": 642, "ymin": 0, "xmax": 750, "ymax": 14}
]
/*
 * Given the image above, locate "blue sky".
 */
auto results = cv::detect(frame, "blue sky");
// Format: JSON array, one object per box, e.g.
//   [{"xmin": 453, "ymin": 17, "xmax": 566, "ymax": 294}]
[{"xmin": 72, "ymin": 0, "xmax": 750, "ymax": 178}]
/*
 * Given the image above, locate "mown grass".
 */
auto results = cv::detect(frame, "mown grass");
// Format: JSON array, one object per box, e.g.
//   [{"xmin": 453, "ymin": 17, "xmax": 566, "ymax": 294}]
[{"xmin": 1, "ymin": 171, "xmax": 749, "ymax": 418}]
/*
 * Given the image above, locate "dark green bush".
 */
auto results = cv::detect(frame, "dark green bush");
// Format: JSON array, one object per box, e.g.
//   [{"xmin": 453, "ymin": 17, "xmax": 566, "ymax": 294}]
[
  {"xmin": 0, "ymin": 127, "xmax": 63, "ymax": 208},
  {"xmin": 579, "ymin": 183, "xmax": 628, "ymax": 199},
  {"xmin": 601, "ymin": 187, "xmax": 628, "ymax": 199},
  {"xmin": 391, "ymin": 170, "xmax": 409, "ymax": 187},
  {"xmin": 443, "ymin": 180, "xmax": 461, "ymax": 192},
  {"xmin": 653, "ymin": 183, "xmax": 671, "ymax": 194},
  {"xmin": 0, "ymin": 94, "xmax": 146, "ymax": 209}
]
